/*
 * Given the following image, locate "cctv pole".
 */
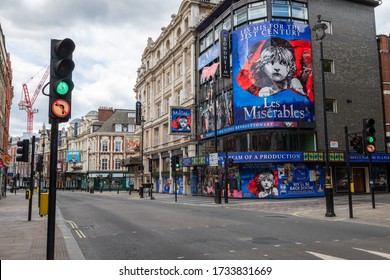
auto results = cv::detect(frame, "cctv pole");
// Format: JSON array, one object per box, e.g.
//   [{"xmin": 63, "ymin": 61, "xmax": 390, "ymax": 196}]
[{"xmin": 28, "ymin": 136, "xmax": 36, "ymax": 221}]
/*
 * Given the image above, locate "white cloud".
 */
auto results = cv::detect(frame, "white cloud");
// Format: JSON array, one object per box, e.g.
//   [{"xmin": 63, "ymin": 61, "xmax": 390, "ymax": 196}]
[
  {"xmin": 1, "ymin": 0, "xmax": 182, "ymax": 136},
  {"xmin": 1, "ymin": 0, "xmax": 389, "ymax": 136}
]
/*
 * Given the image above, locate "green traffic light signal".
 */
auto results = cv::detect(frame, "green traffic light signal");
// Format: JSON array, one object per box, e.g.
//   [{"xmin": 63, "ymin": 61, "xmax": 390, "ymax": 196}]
[
  {"xmin": 55, "ymin": 79, "xmax": 74, "ymax": 95},
  {"xmin": 56, "ymin": 81, "xmax": 69, "ymax": 94},
  {"xmin": 367, "ymin": 135, "xmax": 376, "ymax": 144}
]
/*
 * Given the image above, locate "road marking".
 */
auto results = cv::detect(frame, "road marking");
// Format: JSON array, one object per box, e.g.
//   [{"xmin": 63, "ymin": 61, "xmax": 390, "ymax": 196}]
[
  {"xmin": 66, "ymin": 220, "xmax": 86, "ymax": 239},
  {"xmin": 353, "ymin": 248, "xmax": 390, "ymax": 259},
  {"xmin": 305, "ymin": 251, "xmax": 345, "ymax": 260}
]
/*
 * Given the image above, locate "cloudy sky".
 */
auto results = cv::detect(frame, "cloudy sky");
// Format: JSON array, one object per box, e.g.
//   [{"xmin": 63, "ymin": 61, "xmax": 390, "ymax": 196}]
[{"xmin": 1, "ymin": 0, "xmax": 389, "ymax": 137}]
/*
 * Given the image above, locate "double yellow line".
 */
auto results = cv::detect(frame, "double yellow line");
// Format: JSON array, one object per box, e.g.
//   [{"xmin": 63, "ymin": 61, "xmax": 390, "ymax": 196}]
[{"xmin": 67, "ymin": 220, "xmax": 86, "ymax": 239}]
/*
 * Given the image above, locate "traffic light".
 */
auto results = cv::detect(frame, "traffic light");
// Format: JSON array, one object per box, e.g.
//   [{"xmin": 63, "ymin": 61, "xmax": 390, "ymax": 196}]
[
  {"xmin": 49, "ymin": 38, "xmax": 75, "ymax": 123},
  {"xmin": 350, "ymin": 136, "xmax": 363, "ymax": 154},
  {"xmin": 363, "ymin": 118, "xmax": 376, "ymax": 153},
  {"xmin": 36, "ymin": 155, "xmax": 43, "ymax": 172},
  {"xmin": 228, "ymin": 158, "xmax": 234, "ymax": 167},
  {"xmin": 149, "ymin": 159, "xmax": 152, "ymax": 172},
  {"xmin": 175, "ymin": 157, "xmax": 181, "ymax": 171},
  {"xmin": 171, "ymin": 156, "xmax": 176, "ymax": 171},
  {"xmin": 16, "ymin": 139, "xmax": 29, "ymax": 162}
]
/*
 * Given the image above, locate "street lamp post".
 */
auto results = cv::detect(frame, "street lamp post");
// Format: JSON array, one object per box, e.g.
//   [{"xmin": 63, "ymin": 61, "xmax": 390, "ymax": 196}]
[
  {"xmin": 87, "ymin": 146, "xmax": 90, "ymax": 192},
  {"xmin": 313, "ymin": 15, "xmax": 335, "ymax": 217}
]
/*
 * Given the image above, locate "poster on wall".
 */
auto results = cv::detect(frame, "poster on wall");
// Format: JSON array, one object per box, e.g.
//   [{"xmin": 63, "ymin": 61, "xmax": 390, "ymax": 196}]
[
  {"xmin": 170, "ymin": 107, "xmax": 192, "ymax": 134},
  {"xmin": 240, "ymin": 163, "xmax": 324, "ymax": 199},
  {"xmin": 66, "ymin": 150, "xmax": 80, "ymax": 162},
  {"xmin": 232, "ymin": 21, "xmax": 315, "ymax": 129}
]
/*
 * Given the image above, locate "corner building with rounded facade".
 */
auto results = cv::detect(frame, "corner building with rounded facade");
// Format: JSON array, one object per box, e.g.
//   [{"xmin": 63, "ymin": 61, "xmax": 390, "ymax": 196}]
[{"xmin": 189, "ymin": 0, "xmax": 389, "ymax": 198}]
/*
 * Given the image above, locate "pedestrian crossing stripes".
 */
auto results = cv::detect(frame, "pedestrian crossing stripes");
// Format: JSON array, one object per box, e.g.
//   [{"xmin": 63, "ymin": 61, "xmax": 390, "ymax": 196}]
[{"xmin": 306, "ymin": 248, "xmax": 390, "ymax": 260}]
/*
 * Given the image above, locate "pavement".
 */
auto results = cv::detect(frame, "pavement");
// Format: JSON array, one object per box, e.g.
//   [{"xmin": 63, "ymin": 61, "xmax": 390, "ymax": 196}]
[{"xmin": 0, "ymin": 189, "xmax": 389, "ymax": 260}]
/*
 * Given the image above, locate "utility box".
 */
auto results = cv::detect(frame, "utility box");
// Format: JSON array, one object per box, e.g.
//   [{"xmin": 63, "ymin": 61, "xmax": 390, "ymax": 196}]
[{"xmin": 39, "ymin": 193, "xmax": 49, "ymax": 216}]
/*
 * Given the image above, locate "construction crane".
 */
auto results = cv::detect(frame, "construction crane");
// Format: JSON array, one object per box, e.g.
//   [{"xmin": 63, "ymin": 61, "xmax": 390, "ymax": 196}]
[{"xmin": 18, "ymin": 66, "xmax": 50, "ymax": 134}]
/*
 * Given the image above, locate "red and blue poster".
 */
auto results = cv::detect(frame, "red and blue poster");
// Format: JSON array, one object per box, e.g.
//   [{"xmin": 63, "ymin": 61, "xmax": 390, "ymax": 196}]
[
  {"xmin": 171, "ymin": 107, "xmax": 192, "ymax": 134},
  {"xmin": 241, "ymin": 163, "xmax": 324, "ymax": 199},
  {"xmin": 232, "ymin": 21, "xmax": 315, "ymax": 128}
]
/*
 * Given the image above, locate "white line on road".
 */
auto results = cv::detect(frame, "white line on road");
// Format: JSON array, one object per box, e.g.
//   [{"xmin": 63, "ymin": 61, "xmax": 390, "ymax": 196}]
[
  {"xmin": 353, "ymin": 248, "xmax": 390, "ymax": 259},
  {"xmin": 305, "ymin": 251, "xmax": 345, "ymax": 260}
]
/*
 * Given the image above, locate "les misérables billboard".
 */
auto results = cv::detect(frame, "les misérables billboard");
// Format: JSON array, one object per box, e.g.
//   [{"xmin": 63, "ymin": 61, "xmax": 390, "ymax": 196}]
[{"xmin": 232, "ymin": 21, "xmax": 315, "ymax": 129}]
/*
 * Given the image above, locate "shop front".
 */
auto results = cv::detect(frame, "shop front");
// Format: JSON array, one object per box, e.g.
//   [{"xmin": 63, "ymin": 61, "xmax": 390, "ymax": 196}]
[{"xmin": 184, "ymin": 151, "xmax": 390, "ymax": 199}]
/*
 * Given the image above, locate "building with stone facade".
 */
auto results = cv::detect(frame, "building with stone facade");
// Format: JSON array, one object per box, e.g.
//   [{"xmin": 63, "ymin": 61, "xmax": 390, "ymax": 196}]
[
  {"xmin": 0, "ymin": 24, "xmax": 13, "ymax": 195},
  {"xmin": 133, "ymin": 0, "xmax": 220, "ymax": 194},
  {"xmin": 54, "ymin": 107, "xmax": 140, "ymax": 191},
  {"xmin": 135, "ymin": 0, "xmax": 389, "ymax": 199}
]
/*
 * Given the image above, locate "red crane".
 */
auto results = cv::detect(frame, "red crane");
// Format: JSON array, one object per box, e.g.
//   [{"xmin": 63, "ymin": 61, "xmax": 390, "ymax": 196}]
[{"xmin": 19, "ymin": 66, "xmax": 50, "ymax": 134}]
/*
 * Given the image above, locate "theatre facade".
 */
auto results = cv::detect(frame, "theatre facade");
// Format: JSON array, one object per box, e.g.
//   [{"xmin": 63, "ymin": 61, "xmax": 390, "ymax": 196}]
[{"xmin": 188, "ymin": 0, "xmax": 388, "ymax": 198}]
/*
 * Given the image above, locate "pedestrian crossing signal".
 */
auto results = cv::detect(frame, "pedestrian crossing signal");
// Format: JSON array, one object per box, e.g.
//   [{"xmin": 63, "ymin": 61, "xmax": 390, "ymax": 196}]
[{"xmin": 350, "ymin": 136, "xmax": 363, "ymax": 154}]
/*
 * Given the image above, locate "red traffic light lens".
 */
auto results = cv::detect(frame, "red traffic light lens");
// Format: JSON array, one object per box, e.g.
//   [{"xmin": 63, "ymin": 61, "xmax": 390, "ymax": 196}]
[{"xmin": 55, "ymin": 38, "xmax": 75, "ymax": 58}]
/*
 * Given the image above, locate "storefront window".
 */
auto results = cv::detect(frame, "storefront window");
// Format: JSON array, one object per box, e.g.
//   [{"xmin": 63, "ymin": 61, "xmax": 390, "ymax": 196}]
[
  {"xmin": 335, "ymin": 167, "xmax": 348, "ymax": 193},
  {"xmin": 372, "ymin": 165, "xmax": 388, "ymax": 190}
]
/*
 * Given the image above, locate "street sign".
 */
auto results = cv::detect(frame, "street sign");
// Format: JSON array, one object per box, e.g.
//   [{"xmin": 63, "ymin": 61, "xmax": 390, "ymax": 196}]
[
  {"xmin": 209, "ymin": 153, "xmax": 218, "ymax": 167},
  {"xmin": 51, "ymin": 99, "xmax": 70, "ymax": 118}
]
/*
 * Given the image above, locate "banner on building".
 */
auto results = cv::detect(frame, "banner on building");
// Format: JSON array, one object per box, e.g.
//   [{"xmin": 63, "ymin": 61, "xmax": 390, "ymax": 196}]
[
  {"xmin": 220, "ymin": 30, "xmax": 230, "ymax": 78},
  {"xmin": 66, "ymin": 150, "xmax": 80, "ymax": 162},
  {"xmin": 170, "ymin": 106, "xmax": 192, "ymax": 135}
]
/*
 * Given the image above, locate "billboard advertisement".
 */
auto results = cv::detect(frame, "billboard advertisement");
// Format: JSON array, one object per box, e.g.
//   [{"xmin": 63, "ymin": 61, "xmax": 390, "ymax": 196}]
[
  {"xmin": 240, "ymin": 162, "xmax": 324, "ymax": 199},
  {"xmin": 170, "ymin": 107, "xmax": 192, "ymax": 134},
  {"xmin": 67, "ymin": 150, "xmax": 80, "ymax": 162},
  {"xmin": 232, "ymin": 21, "xmax": 314, "ymax": 129}
]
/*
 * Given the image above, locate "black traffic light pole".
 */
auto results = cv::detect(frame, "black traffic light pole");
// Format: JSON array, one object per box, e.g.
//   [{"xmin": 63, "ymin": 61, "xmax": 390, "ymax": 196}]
[
  {"xmin": 344, "ymin": 126, "xmax": 353, "ymax": 218},
  {"xmin": 224, "ymin": 152, "xmax": 229, "ymax": 204},
  {"xmin": 368, "ymin": 153, "xmax": 375, "ymax": 208},
  {"xmin": 47, "ymin": 120, "xmax": 59, "ymax": 260},
  {"xmin": 363, "ymin": 118, "xmax": 376, "ymax": 209},
  {"xmin": 28, "ymin": 136, "xmax": 36, "ymax": 221},
  {"xmin": 46, "ymin": 38, "xmax": 75, "ymax": 259}
]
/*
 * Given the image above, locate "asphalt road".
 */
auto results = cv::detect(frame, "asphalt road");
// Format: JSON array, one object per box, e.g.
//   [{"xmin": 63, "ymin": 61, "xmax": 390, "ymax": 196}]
[{"xmin": 57, "ymin": 191, "xmax": 390, "ymax": 260}]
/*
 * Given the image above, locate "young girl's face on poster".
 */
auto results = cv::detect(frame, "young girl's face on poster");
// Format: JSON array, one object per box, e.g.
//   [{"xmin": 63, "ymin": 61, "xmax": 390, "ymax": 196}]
[
  {"xmin": 263, "ymin": 59, "xmax": 290, "ymax": 82},
  {"xmin": 257, "ymin": 172, "xmax": 274, "ymax": 190},
  {"xmin": 179, "ymin": 117, "xmax": 188, "ymax": 128}
]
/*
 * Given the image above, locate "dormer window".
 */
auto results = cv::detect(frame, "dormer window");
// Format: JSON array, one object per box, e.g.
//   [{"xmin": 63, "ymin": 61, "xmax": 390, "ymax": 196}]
[{"xmin": 115, "ymin": 124, "xmax": 122, "ymax": 132}]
